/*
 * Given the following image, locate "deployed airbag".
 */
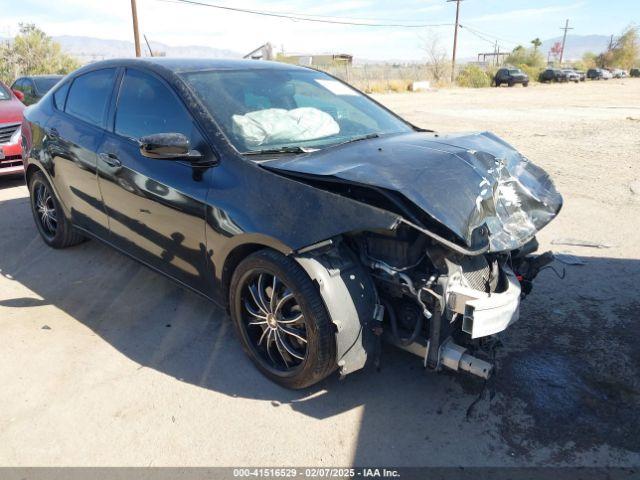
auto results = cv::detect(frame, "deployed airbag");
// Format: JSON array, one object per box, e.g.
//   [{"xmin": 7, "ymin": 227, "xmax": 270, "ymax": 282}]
[{"xmin": 232, "ymin": 107, "xmax": 339, "ymax": 147}]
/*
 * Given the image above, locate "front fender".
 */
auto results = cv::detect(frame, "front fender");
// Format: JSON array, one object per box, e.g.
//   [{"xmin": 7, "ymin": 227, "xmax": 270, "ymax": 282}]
[{"xmin": 295, "ymin": 242, "xmax": 377, "ymax": 376}]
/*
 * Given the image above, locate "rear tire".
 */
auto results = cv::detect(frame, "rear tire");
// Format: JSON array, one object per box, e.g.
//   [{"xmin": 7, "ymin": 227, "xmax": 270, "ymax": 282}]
[
  {"xmin": 229, "ymin": 249, "xmax": 337, "ymax": 389},
  {"xmin": 523, "ymin": 82, "xmax": 529, "ymax": 87},
  {"xmin": 28, "ymin": 171, "xmax": 85, "ymax": 249}
]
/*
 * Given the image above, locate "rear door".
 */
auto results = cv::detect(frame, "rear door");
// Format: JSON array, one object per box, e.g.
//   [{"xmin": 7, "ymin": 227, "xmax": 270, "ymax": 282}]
[
  {"xmin": 44, "ymin": 68, "xmax": 117, "ymax": 237},
  {"xmin": 96, "ymin": 67, "xmax": 212, "ymax": 292}
]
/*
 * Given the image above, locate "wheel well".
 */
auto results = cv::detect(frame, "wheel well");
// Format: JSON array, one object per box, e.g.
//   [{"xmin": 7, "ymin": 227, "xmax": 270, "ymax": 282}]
[
  {"xmin": 25, "ymin": 164, "xmax": 41, "ymax": 185},
  {"xmin": 221, "ymin": 243, "xmax": 271, "ymax": 308}
]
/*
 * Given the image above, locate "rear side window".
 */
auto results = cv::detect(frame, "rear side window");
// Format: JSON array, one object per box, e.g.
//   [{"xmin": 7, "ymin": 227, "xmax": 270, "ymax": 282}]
[
  {"xmin": 12, "ymin": 79, "xmax": 25, "ymax": 93},
  {"xmin": 114, "ymin": 69, "xmax": 193, "ymax": 140},
  {"xmin": 53, "ymin": 82, "xmax": 70, "ymax": 110},
  {"xmin": 65, "ymin": 69, "xmax": 116, "ymax": 128},
  {"xmin": 22, "ymin": 80, "xmax": 36, "ymax": 97}
]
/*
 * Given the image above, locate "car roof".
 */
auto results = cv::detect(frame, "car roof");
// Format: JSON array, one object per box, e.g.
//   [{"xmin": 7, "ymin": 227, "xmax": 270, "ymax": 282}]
[
  {"xmin": 77, "ymin": 57, "xmax": 308, "ymax": 74},
  {"xmin": 17, "ymin": 74, "xmax": 64, "ymax": 80}
]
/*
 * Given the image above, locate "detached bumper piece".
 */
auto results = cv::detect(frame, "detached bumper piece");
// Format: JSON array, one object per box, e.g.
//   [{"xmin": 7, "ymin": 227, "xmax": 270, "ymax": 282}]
[{"xmin": 447, "ymin": 268, "xmax": 521, "ymax": 339}]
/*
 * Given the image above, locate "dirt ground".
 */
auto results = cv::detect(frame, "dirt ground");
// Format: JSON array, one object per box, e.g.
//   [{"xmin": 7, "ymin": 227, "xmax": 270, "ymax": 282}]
[{"xmin": 1, "ymin": 79, "xmax": 639, "ymax": 467}]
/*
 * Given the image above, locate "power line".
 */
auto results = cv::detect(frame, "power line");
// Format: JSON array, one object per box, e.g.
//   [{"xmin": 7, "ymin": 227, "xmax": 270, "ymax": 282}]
[
  {"xmin": 459, "ymin": 24, "xmax": 520, "ymax": 46},
  {"xmin": 460, "ymin": 25, "xmax": 499, "ymax": 46},
  {"xmin": 155, "ymin": 0, "xmax": 453, "ymax": 28}
]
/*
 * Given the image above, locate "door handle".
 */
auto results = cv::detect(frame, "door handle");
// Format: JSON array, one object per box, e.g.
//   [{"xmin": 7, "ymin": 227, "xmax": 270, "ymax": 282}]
[{"xmin": 99, "ymin": 152, "xmax": 122, "ymax": 168}]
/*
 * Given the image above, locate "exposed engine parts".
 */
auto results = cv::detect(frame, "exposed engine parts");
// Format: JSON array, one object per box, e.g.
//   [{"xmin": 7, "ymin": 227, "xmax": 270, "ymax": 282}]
[{"xmin": 328, "ymin": 227, "xmax": 557, "ymax": 380}]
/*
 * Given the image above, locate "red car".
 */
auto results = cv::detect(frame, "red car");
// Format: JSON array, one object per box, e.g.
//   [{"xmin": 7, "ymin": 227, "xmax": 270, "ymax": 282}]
[{"xmin": 0, "ymin": 81, "xmax": 26, "ymax": 176}]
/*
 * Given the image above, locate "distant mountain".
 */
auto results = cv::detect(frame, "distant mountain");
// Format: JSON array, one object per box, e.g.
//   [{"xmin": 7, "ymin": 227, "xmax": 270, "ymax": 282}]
[
  {"xmin": 3, "ymin": 33, "xmax": 614, "ymax": 65},
  {"xmin": 52, "ymin": 35, "xmax": 242, "ymax": 63},
  {"xmin": 540, "ymin": 34, "xmax": 611, "ymax": 61}
]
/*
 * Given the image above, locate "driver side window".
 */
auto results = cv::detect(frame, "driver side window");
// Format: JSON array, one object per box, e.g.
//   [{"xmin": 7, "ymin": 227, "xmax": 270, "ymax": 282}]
[{"xmin": 115, "ymin": 69, "xmax": 194, "ymax": 141}]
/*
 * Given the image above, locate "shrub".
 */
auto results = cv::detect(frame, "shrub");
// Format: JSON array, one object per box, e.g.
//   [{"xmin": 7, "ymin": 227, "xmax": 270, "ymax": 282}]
[
  {"xmin": 517, "ymin": 64, "xmax": 544, "ymax": 83},
  {"xmin": 456, "ymin": 65, "xmax": 492, "ymax": 88}
]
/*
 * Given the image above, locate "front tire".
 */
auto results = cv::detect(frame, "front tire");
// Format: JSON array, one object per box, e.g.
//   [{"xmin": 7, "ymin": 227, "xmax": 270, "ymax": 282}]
[
  {"xmin": 229, "ymin": 249, "xmax": 337, "ymax": 389},
  {"xmin": 28, "ymin": 171, "xmax": 85, "ymax": 248}
]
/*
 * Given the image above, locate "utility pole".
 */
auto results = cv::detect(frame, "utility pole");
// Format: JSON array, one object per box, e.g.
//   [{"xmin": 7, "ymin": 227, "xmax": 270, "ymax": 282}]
[
  {"xmin": 447, "ymin": 0, "xmax": 464, "ymax": 83},
  {"xmin": 130, "ymin": 0, "xmax": 142, "ymax": 57},
  {"xmin": 558, "ymin": 19, "xmax": 573, "ymax": 65},
  {"xmin": 493, "ymin": 41, "xmax": 498, "ymax": 67}
]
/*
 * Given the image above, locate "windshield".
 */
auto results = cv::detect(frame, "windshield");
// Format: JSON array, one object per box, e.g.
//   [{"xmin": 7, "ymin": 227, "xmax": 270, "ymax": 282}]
[
  {"xmin": 508, "ymin": 69, "xmax": 521, "ymax": 74},
  {"xmin": 33, "ymin": 77, "xmax": 61, "ymax": 94},
  {"xmin": 180, "ymin": 68, "xmax": 412, "ymax": 153},
  {"xmin": 0, "ymin": 84, "xmax": 10, "ymax": 100}
]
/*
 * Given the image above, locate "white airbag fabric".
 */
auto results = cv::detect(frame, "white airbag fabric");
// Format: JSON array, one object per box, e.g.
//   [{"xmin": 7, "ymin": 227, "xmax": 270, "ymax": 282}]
[{"xmin": 232, "ymin": 107, "xmax": 339, "ymax": 147}]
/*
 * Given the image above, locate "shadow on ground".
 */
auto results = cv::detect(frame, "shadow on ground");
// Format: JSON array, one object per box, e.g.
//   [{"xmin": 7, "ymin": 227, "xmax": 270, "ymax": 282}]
[
  {"xmin": 0, "ymin": 193, "xmax": 639, "ymax": 466},
  {"xmin": 0, "ymin": 175, "xmax": 25, "ymax": 190}
]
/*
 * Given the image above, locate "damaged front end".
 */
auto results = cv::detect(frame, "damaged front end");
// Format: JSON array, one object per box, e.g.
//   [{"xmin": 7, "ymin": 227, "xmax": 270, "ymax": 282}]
[
  {"xmin": 267, "ymin": 131, "xmax": 562, "ymax": 379},
  {"xmin": 296, "ymin": 227, "xmax": 554, "ymax": 381},
  {"xmin": 351, "ymin": 227, "xmax": 551, "ymax": 379}
]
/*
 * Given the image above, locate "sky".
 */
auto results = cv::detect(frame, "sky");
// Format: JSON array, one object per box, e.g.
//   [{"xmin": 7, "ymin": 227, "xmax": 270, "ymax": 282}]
[{"xmin": 1, "ymin": 0, "xmax": 637, "ymax": 60}]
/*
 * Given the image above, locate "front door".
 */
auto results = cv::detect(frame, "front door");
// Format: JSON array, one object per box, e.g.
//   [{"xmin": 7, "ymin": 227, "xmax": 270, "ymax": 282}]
[{"xmin": 96, "ymin": 68, "xmax": 212, "ymax": 293}]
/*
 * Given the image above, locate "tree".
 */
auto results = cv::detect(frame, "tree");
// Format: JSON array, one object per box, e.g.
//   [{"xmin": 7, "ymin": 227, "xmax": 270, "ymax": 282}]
[
  {"xmin": 0, "ymin": 24, "xmax": 80, "ymax": 84},
  {"xmin": 610, "ymin": 25, "xmax": 639, "ymax": 69},
  {"xmin": 596, "ymin": 25, "xmax": 639, "ymax": 69},
  {"xmin": 581, "ymin": 52, "xmax": 598, "ymax": 69},
  {"xmin": 506, "ymin": 45, "xmax": 545, "ymax": 68},
  {"xmin": 531, "ymin": 38, "xmax": 542, "ymax": 52},
  {"xmin": 420, "ymin": 31, "xmax": 449, "ymax": 83}
]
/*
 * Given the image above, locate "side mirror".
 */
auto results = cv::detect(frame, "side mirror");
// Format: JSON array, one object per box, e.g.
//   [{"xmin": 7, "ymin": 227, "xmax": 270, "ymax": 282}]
[
  {"xmin": 139, "ymin": 133, "xmax": 201, "ymax": 160},
  {"xmin": 12, "ymin": 89, "xmax": 25, "ymax": 102}
]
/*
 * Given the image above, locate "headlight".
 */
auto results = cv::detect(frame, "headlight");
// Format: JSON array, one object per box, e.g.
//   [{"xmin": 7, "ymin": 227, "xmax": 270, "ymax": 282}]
[{"xmin": 9, "ymin": 125, "xmax": 22, "ymax": 145}]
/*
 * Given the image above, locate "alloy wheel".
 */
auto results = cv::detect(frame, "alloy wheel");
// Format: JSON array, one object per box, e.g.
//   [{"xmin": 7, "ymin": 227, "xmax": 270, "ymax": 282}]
[
  {"xmin": 240, "ymin": 271, "xmax": 308, "ymax": 371},
  {"xmin": 34, "ymin": 182, "xmax": 57, "ymax": 238}
]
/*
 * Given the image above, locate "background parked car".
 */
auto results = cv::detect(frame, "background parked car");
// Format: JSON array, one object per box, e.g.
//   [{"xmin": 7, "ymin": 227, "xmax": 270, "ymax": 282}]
[
  {"xmin": 631, "ymin": 68, "xmax": 640, "ymax": 78},
  {"xmin": 539, "ymin": 68, "xmax": 567, "ymax": 83},
  {"xmin": 493, "ymin": 67, "xmax": 529, "ymax": 87},
  {"xmin": 572, "ymin": 69, "xmax": 586, "ymax": 81},
  {"xmin": 562, "ymin": 69, "xmax": 581, "ymax": 83},
  {"xmin": 587, "ymin": 68, "xmax": 611, "ymax": 80},
  {"xmin": 10, "ymin": 75, "xmax": 63, "ymax": 105},
  {"xmin": 0, "ymin": 81, "xmax": 25, "ymax": 177},
  {"xmin": 611, "ymin": 69, "xmax": 628, "ymax": 78}
]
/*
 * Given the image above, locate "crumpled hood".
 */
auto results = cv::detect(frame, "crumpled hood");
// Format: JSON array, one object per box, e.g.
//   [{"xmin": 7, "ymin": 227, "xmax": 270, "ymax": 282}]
[{"xmin": 264, "ymin": 131, "xmax": 562, "ymax": 252}]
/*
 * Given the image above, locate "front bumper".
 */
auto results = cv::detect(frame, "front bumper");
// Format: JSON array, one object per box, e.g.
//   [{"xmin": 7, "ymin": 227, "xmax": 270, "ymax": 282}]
[
  {"xmin": 0, "ymin": 141, "xmax": 24, "ymax": 177},
  {"xmin": 447, "ymin": 268, "xmax": 521, "ymax": 339}
]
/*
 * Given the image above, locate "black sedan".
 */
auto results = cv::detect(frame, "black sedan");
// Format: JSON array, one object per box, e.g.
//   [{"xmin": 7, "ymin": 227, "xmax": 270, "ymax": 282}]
[
  {"xmin": 22, "ymin": 59, "xmax": 561, "ymax": 388},
  {"xmin": 539, "ymin": 68, "xmax": 568, "ymax": 83}
]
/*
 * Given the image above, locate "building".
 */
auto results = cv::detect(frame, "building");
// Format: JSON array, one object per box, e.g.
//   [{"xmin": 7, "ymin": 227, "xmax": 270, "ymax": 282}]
[{"xmin": 277, "ymin": 53, "xmax": 353, "ymax": 67}]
